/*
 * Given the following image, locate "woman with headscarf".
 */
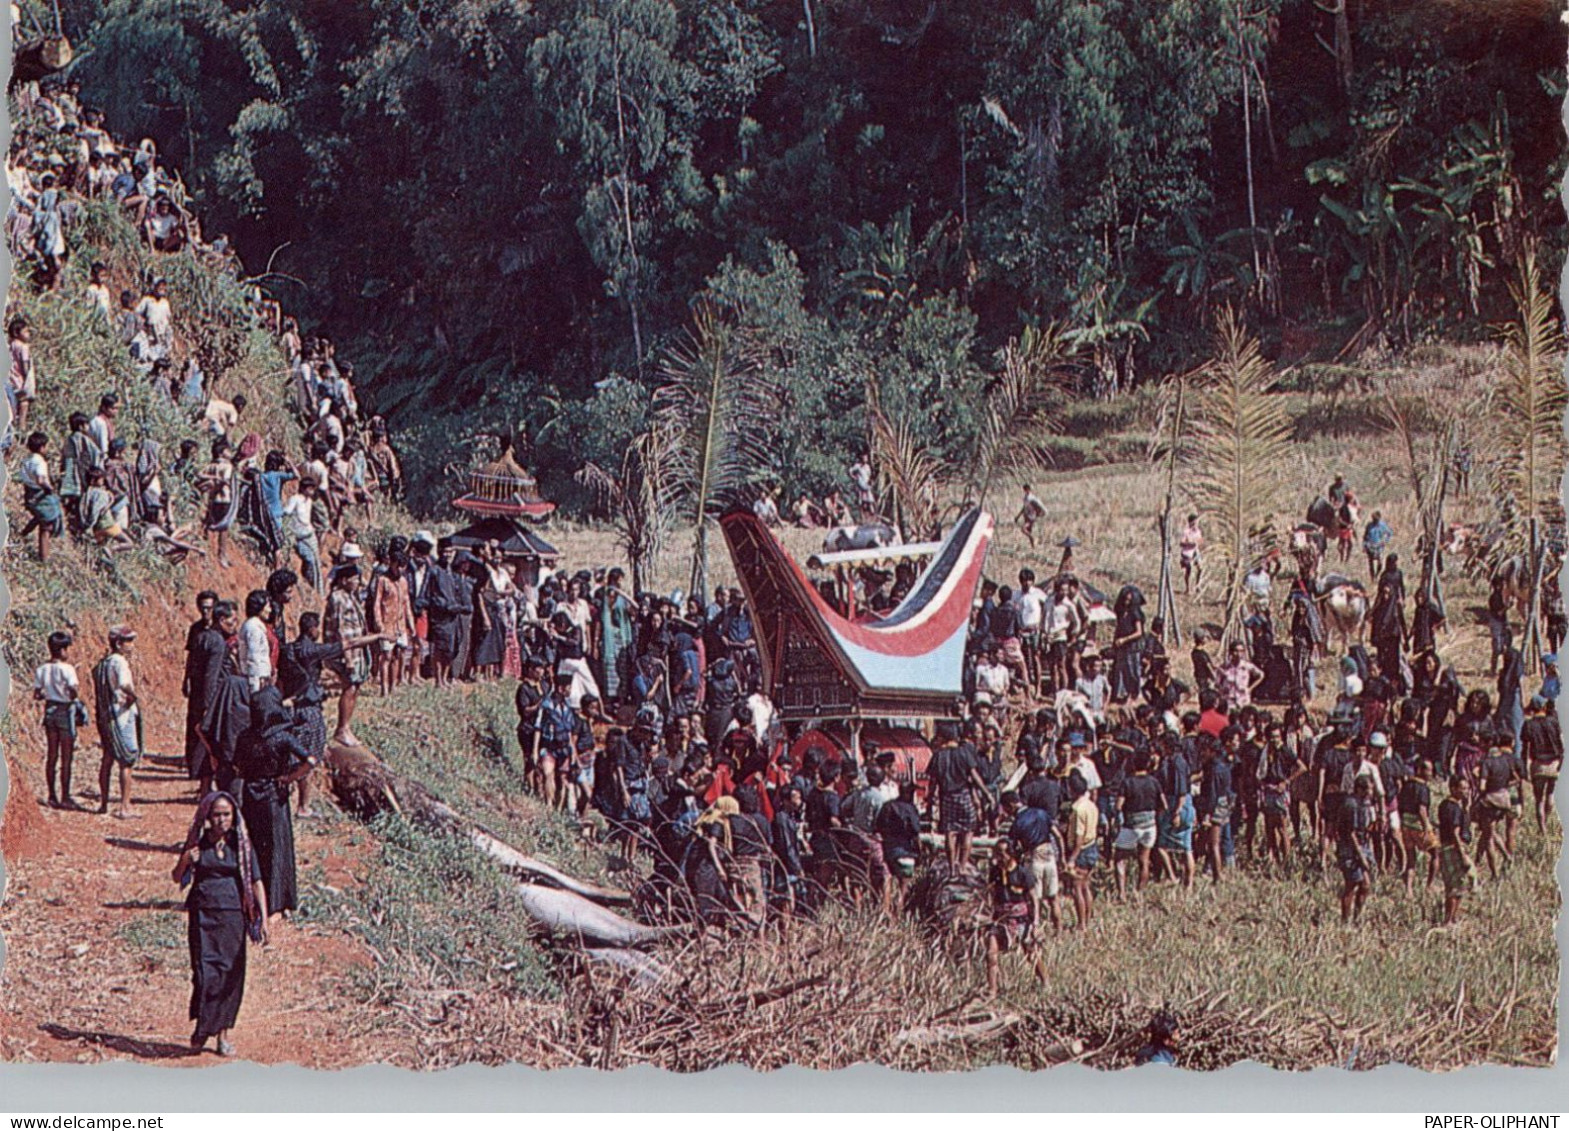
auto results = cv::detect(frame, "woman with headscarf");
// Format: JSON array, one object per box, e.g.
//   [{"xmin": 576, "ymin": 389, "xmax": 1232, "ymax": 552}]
[
  {"xmin": 173, "ymin": 791, "xmax": 267, "ymax": 1056},
  {"xmin": 233, "ymin": 687, "xmax": 316, "ymax": 917},
  {"xmin": 1109, "ymin": 585, "xmax": 1147, "ymax": 704}
]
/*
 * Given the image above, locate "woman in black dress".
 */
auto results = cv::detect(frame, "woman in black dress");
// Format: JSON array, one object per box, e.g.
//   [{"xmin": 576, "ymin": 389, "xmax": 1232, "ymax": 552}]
[
  {"xmin": 234, "ymin": 687, "xmax": 316, "ymax": 917},
  {"xmin": 173, "ymin": 792, "xmax": 267, "ymax": 1056}
]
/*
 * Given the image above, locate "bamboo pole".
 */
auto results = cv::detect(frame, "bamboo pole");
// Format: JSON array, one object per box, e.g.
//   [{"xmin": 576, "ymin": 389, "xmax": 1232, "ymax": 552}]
[{"xmin": 1154, "ymin": 378, "xmax": 1185, "ymax": 646}]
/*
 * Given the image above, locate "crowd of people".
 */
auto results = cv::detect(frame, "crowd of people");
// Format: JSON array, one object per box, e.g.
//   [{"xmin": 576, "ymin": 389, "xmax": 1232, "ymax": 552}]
[{"xmin": 9, "ymin": 64, "xmax": 1564, "ymax": 1051}]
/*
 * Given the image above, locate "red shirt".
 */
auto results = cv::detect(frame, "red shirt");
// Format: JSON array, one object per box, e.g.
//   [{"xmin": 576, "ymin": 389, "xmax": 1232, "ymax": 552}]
[{"xmin": 1198, "ymin": 708, "xmax": 1229, "ymax": 738}]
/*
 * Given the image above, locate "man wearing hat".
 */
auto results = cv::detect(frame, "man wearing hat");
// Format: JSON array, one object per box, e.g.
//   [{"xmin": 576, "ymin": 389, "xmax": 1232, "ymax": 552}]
[{"xmin": 92, "ymin": 626, "xmax": 141, "ymax": 819}]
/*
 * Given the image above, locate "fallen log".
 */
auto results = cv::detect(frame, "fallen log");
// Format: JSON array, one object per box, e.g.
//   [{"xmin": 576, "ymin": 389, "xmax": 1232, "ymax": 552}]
[
  {"xmin": 584, "ymin": 947, "xmax": 672, "ymax": 988},
  {"xmin": 470, "ymin": 829, "xmax": 632, "ymax": 906},
  {"xmin": 325, "ymin": 741, "xmax": 655, "ymax": 937},
  {"xmin": 513, "ymin": 882, "xmax": 687, "ymax": 948},
  {"xmin": 891, "ymin": 1012, "xmax": 1079, "ymax": 1054}
]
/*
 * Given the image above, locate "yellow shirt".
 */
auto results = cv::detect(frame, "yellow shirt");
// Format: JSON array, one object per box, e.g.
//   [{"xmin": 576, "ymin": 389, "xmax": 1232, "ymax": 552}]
[{"xmin": 1070, "ymin": 795, "xmax": 1099, "ymax": 853}]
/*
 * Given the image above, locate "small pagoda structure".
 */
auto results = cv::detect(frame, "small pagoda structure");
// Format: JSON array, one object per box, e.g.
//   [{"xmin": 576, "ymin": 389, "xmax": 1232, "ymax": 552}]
[{"xmin": 448, "ymin": 435, "xmax": 559, "ymax": 586}]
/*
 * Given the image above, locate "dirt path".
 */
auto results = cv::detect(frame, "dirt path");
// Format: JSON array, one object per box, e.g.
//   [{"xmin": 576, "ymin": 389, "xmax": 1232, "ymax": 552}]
[
  {"xmin": 0, "ymin": 746, "xmax": 390, "ymax": 1066},
  {"xmin": 1, "ymin": 562, "xmax": 395, "ymax": 1066}
]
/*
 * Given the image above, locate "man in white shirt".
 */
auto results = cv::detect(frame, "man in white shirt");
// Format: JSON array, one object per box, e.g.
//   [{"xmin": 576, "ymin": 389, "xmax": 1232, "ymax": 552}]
[
  {"xmin": 237, "ymin": 591, "xmax": 274, "ymax": 692},
  {"xmin": 1244, "ymin": 562, "xmax": 1272, "ymax": 613},
  {"xmin": 202, "ymin": 393, "xmax": 245, "ymax": 437},
  {"xmin": 136, "ymin": 278, "xmax": 174, "ymax": 352},
  {"xmin": 1015, "ymin": 484, "xmax": 1047, "ymax": 548},
  {"xmin": 1074, "ymin": 653, "xmax": 1110, "ymax": 726},
  {"xmin": 88, "ymin": 393, "xmax": 118, "ymax": 455},
  {"xmin": 34, "ymin": 629, "xmax": 80, "ymax": 808},
  {"xmin": 975, "ymin": 647, "xmax": 1012, "ymax": 704},
  {"xmin": 848, "ymin": 457, "xmax": 874, "ymax": 514},
  {"xmin": 283, "ymin": 480, "xmax": 323, "ymax": 592},
  {"xmin": 17, "ymin": 430, "xmax": 63, "ymax": 560},
  {"xmin": 93, "ymin": 626, "xmax": 141, "ymax": 819},
  {"xmin": 1045, "ymin": 580, "xmax": 1083, "ymax": 694},
  {"xmin": 1014, "ymin": 567, "xmax": 1047, "ymax": 693},
  {"xmin": 1341, "ymin": 734, "xmax": 1387, "ymax": 805}
]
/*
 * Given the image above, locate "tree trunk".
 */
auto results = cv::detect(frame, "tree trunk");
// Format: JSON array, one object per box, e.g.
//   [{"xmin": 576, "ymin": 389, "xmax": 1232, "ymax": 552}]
[
  {"xmin": 1155, "ymin": 379, "xmax": 1185, "ymax": 646},
  {"xmin": 610, "ymin": 27, "xmax": 645, "ymax": 373},
  {"xmin": 1525, "ymin": 517, "xmax": 1545, "ymax": 670},
  {"xmin": 1239, "ymin": 1, "xmax": 1262, "ymax": 288}
]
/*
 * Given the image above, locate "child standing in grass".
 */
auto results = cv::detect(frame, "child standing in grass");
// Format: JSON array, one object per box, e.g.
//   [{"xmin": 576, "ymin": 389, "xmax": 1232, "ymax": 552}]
[{"xmin": 34, "ymin": 630, "xmax": 81, "ymax": 808}]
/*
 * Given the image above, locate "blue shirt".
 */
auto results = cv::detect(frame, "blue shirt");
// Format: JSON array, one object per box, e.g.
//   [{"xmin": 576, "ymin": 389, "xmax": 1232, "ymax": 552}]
[
  {"xmin": 724, "ymin": 610, "xmax": 754, "ymax": 645},
  {"xmin": 1363, "ymin": 520, "xmax": 1392, "ymax": 553},
  {"xmin": 258, "ymin": 470, "xmax": 295, "ymax": 517},
  {"xmin": 537, "ymin": 693, "xmax": 578, "ymax": 749}
]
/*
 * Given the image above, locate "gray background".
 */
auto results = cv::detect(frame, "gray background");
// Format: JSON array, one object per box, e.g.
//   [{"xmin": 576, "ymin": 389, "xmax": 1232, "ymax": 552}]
[{"xmin": 1, "ymin": 23, "xmax": 1567, "ymax": 1116}]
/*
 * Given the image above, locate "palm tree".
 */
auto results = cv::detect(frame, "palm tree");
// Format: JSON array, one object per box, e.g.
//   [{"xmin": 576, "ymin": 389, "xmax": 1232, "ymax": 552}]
[
  {"xmin": 869, "ymin": 402, "xmax": 948, "ymax": 539},
  {"xmin": 1181, "ymin": 308, "xmax": 1294, "ymax": 645},
  {"xmin": 653, "ymin": 300, "xmax": 770, "ymax": 597},
  {"xmin": 1490, "ymin": 251, "xmax": 1566, "ymax": 663},
  {"xmin": 966, "ymin": 324, "xmax": 1077, "ymax": 516},
  {"xmin": 575, "ymin": 424, "xmax": 680, "ymax": 596}
]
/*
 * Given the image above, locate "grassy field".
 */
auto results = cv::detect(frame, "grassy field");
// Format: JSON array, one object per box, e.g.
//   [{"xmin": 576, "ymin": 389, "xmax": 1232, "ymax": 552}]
[{"xmin": 299, "ymin": 340, "xmax": 1562, "ymax": 1069}]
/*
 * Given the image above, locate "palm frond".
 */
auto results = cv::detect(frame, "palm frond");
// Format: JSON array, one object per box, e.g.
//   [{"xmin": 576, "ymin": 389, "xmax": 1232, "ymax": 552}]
[
  {"xmin": 1490, "ymin": 250, "xmax": 1566, "ymax": 548},
  {"xmin": 1181, "ymin": 308, "xmax": 1294, "ymax": 644},
  {"xmin": 1379, "ymin": 393, "xmax": 1457, "ymax": 534},
  {"xmin": 575, "ymin": 424, "xmax": 683, "ymax": 595},
  {"xmin": 969, "ymin": 325, "xmax": 1077, "ymax": 510},
  {"xmin": 653, "ymin": 300, "xmax": 771, "ymax": 594},
  {"xmin": 870, "ymin": 405, "xmax": 948, "ymax": 538}
]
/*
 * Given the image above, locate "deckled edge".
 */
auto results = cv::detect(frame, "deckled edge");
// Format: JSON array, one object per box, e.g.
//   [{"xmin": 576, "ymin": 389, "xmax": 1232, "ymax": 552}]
[{"xmin": 0, "ymin": 6, "xmax": 14, "ymax": 985}]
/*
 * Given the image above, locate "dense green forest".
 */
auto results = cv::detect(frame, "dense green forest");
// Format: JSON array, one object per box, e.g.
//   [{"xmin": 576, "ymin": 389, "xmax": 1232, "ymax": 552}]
[{"xmin": 30, "ymin": 0, "xmax": 1567, "ymax": 504}]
